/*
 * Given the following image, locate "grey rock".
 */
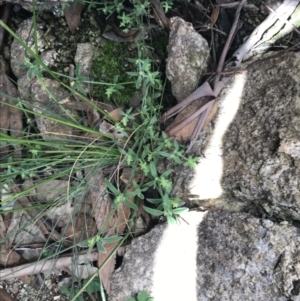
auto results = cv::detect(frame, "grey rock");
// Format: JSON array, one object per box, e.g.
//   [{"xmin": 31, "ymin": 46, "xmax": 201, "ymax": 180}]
[
  {"xmin": 164, "ymin": 52, "xmax": 300, "ymax": 220},
  {"xmin": 10, "ymin": 19, "xmax": 46, "ymax": 78},
  {"xmin": 30, "ymin": 78, "xmax": 74, "ymax": 140},
  {"xmin": 0, "ymin": 0, "xmax": 70, "ymax": 15},
  {"xmin": 74, "ymin": 43, "xmax": 95, "ymax": 94},
  {"xmin": 40, "ymin": 49, "xmax": 58, "ymax": 68},
  {"xmin": 166, "ymin": 17, "xmax": 210, "ymax": 101},
  {"xmin": 17, "ymin": 74, "xmax": 33, "ymax": 107},
  {"xmin": 109, "ymin": 224, "xmax": 165, "ymax": 301},
  {"xmin": 109, "ymin": 211, "xmax": 300, "ymax": 301}
]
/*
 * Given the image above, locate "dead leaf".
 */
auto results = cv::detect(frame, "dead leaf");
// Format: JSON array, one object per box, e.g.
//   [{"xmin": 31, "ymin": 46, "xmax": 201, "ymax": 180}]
[
  {"xmin": 0, "ymin": 288, "xmax": 18, "ymax": 301},
  {"xmin": 98, "ymin": 201, "xmax": 131, "ymax": 294},
  {"xmin": 0, "ymin": 212, "xmax": 21, "ymax": 267},
  {"xmin": 98, "ymin": 242, "xmax": 117, "ymax": 293},
  {"xmin": 86, "ymin": 168, "xmax": 112, "ymax": 232},
  {"xmin": 64, "ymin": 2, "xmax": 84, "ymax": 34},
  {"xmin": 85, "ymin": 167, "xmax": 134, "ymax": 293},
  {"xmin": 166, "ymin": 98, "xmax": 205, "ymax": 142},
  {"xmin": 108, "ymin": 107, "xmax": 124, "ymax": 121},
  {"xmin": 64, "ymin": 215, "xmax": 96, "ymax": 243},
  {"xmin": 211, "ymin": 4, "xmax": 220, "ymax": 25},
  {"xmin": 203, "ymin": 100, "xmax": 218, "ymax": 130},
  {"xmin": 0, "ymin": 214, "xmax": 8, "ymax": 250},
  {"xmin": 85, "ymin": 169, "xmax": 116, "ymax": 293},
  {"xmin": 0, "ymin": 251, "xmax": 21, "ymax": 267}
]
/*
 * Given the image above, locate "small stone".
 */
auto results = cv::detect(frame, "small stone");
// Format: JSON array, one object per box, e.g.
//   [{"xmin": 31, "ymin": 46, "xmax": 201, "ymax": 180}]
[
  {"xmin": 10, "ymin": 282, "xmax": 19, "ymax": 295},
  {"xmin": 166, "ymin": 17, "xmax": 210, "ymax": 101}
]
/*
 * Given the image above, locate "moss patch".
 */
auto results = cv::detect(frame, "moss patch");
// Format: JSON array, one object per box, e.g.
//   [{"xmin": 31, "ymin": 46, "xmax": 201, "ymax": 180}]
[{"xmin": 90, "ymin": 40, "xmax": 137, "ymax": 106}]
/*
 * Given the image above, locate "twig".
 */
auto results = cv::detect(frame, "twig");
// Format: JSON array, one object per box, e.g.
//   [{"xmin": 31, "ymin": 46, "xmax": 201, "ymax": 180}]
[
  {"xmin": 0, "ymin": 252, "xmax": 98, "ymax": 280},
  {"xmin": 186, "ymin": 0, "xmax": 247, "ymax": 151},
  {"xmin": 220, "ymin": 2, "xmax": 259, "ymax": 11},
  {"xmin": 214, "ymin": 0, "xmax": 247, "ymax": 86},
  {"xmin": 150, "ymin": 0, "xmax": 170, "ymax": 30}
]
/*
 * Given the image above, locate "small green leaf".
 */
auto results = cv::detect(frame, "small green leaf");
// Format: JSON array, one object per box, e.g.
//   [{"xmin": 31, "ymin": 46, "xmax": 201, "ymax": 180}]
[
  {"xmin": 137, "ymin": 291, "xmax": 150, "ymax": 301},
  {"xmin": 85, "ymin": 278, "xmax": 101, "ymax": 293},
  {"xmin": 183, "ymin": 156, "xmax": 199, "ymax": 169},
  {"xmin": 118, "ymin": 147, "xmax": 127, "ymax": 155},
  {"xmin": 167, "ymin": 215, "xmax": 177, "ymax": 224},
  {"xmin": 143, "ymin": 206, "xmax": 164, "ymax": 216},
  {"xmin": 101, "ymin": 235, "xmax": 123, "ymax": 244},
  {"xmin": 146, "ymin": 198, "xmax": 162, "ymax": 204},
  {"xmin": 60, "ymin": 284, "xmax": 70, "ymax": 295},
  {"xmin": 105, "ymin": 179, "xmax": 120, "ymax": 195},
  {"xmin": 96, "ymin": 242, "xmax": 107, "ymax": 253},
  {"xmin": 125, "ymin": 198, "xmax": 138, "ymax": 210},
  {"xmin": 172, "ymin": 207, "xmax": 189, "ymax": 215},
  {"xmin": 77, "ymin": 240, "xmax": 89, "ymax": 248},
  {"xmin": 125, "ymin": 190, "xmax": 139, "ymax": 198},
  {"xmin": 161, "ymin": 169, "xmax": 173, "ymax": 178},
  {"xmin": 149, "ymin": 161, "xmax": 157, "ymax": 178},
  {"xmin": 157, "ymin": 151, "xmax": 171, "ymax": 158}
]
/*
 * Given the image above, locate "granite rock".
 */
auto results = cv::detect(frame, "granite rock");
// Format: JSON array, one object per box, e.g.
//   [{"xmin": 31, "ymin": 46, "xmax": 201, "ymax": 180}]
[{"xmin": 109, "ymin": 210, "xmax": 300, "ymax": 301}]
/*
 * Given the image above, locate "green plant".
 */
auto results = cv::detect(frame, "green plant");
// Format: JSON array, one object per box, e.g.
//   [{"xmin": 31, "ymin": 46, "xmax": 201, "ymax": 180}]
[
  {"xmin": 90, "ymin": 40, "xmax": 137, "ymax": 105},
  {"xmin": 0, "ymin": 1, "xmax": 198, "ymax": 300},
  {"xmin": 60, "ymin": 277, "xmax": 102, "ymax": 301},
  {"xmin": 126, "ymin": 291, "xmax": 154, "ymax": 301}
]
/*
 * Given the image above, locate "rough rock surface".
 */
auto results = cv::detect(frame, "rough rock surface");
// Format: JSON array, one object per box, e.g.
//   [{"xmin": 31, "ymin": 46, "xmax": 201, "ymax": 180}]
[
  {"xmin": 10, "ymin": 19, "xmax": 46, "ymax": 79},
  {"xmin": 109, "ymin": 210, "xmax": 300, "ymax": 301},
  {"xmin": 112, "ymin": 50, "xmax": 300, "ymax": 301},
  {"xmin": 29, "ymin": 77, "xmax": 75, "ymax": 140},
  {"xmin": 166, "ymin": 17, "xmax": 210, "ymax": 101},
  {"xmin": 109, "ymin": 224, "xmax": 164, "ymax": 301},
  {"xmin": 10, "ymin": 19, "xmax": 97, "ymax": 141},
  {"xmin": 74, "ymin": 43, "xmax": 95, "ymax": 94},
  {"xmin": 0, "ymin": 0, "xmax": 70, "ymax": 14},
  {"xmin": 163, "ymin": 52, "xmax": 300, "ymax": 220}
]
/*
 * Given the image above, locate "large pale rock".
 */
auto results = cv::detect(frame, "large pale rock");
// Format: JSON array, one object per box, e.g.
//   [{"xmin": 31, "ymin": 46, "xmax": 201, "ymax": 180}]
[
  {"xmin": 164, "ymin": 52, "xmax": 300, "ymax": 220},
  {"xmin": 109, "ymin": 211, "xmax": 300, "ymax": 301}
]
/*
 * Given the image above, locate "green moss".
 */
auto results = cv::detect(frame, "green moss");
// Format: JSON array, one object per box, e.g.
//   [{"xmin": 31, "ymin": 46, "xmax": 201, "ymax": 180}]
[{"xmin": 90, "ymin": 40, "xmax": 137, "ymax": 106}]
